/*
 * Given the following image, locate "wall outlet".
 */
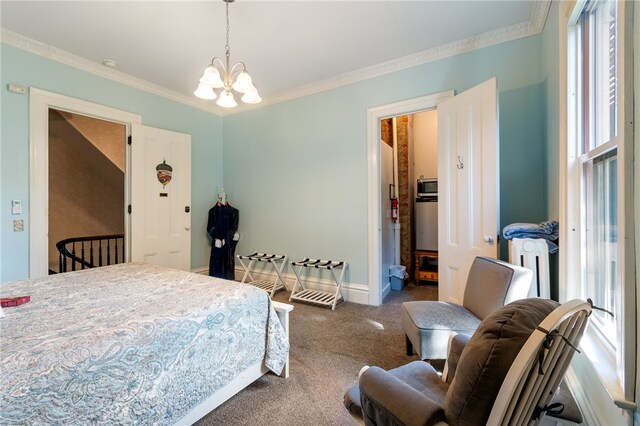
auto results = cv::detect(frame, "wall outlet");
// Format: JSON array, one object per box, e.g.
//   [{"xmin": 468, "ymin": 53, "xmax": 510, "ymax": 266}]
[{"xmin": 13, "ymin": 220, "xmax": 24, "ymax": 232}]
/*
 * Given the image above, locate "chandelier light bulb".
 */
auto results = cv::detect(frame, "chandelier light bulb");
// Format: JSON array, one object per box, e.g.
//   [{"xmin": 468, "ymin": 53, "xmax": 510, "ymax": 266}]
[
  {"xmin": 201, "ymin": 66, "xmax": 224, "ymax": 88},
  {"xmin": 194, "ymin": 82, "xmax": 217, "ymax": 100},
  {"xmin": 217, "ymin": 89, "xmax": 237, "ymax": 108},
  {"xmin": 241, "ymin": 86, "xmax": 262, "ymax": 104},
  {"xmin": 232, "ymin": 71, "xmax": 252, "ymax": 93}
]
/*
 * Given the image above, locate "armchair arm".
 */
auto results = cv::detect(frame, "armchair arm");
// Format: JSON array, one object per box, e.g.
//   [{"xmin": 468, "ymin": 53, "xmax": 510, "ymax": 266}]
[
  {"xmin": 442, "ymin": 333, "xmax": 472, "ymax": 384},
  {"xmin": 359, "ymin": 366, "xmax": 445, "ymax": 426}
]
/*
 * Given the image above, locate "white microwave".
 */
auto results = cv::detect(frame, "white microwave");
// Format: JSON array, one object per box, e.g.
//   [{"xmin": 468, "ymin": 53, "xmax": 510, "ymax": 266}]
[{"xmin": 417, "ymin": 178, "xmax": 437, "ymax": 198}]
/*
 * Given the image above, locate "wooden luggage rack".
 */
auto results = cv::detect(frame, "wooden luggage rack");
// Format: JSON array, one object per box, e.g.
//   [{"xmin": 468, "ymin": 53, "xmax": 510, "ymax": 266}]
[
  {"xmin": 237, "ymin": 252, "xmax": 288, "ymax": 297},
  {"xmin": 289, "ymin": 258, "xmax": 347, "ymax": 310}
]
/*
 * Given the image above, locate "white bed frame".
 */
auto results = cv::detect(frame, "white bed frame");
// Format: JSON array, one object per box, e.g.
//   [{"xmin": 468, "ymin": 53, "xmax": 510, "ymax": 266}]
[{"xmin": 176, "ymin": 301, "xmax": 293, "ymax": 425}]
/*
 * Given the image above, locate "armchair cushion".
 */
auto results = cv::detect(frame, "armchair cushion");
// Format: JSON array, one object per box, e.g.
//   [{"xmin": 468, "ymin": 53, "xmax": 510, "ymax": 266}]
[
  {"xmin": 444, "ymin": 298, "xmax": 559, "ymax": 426},
  {"xmin": 359, "ymin": 362, "xmax": 448, "ymax": 426},
  {"xmin": 402, "ymin": 302, "xmax": 482, "ymax": 360},
  {"xmin": 462, "ymin": 257, "xmax": 532, "ymax": 320}
]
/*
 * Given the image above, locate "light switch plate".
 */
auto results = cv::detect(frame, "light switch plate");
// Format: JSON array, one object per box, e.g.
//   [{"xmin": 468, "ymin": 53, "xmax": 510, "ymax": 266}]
[{"xmin": 11, "ymin": 200, "xmax": 21, "ymax": 215}]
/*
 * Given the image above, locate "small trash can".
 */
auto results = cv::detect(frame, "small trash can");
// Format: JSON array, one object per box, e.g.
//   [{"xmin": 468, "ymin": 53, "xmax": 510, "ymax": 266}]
[{"xmin": 389, "ymin": 265, "xmax": 407, "ymax": 291}]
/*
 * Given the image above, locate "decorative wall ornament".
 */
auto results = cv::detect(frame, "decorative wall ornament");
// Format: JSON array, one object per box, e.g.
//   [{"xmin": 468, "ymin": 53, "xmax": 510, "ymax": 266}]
[{"xmin": 156, "ymin": 160, "xmax": 173, "ymax": 187}]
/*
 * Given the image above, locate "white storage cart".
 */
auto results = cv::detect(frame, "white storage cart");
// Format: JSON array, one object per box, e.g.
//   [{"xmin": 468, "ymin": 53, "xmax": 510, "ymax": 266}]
[
  {"xmin": 237, "ymin": 252, "xmax": 288, "ymax": 297},
  {"xmin": 289, "ymin": 258, "xmax": 347, "ymax": 310}
]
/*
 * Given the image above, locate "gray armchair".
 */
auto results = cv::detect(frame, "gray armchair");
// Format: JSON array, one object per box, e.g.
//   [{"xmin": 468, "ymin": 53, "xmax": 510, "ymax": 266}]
[
  {"xmin": 402, "ymin": 256, "xmax": 532, "ymax": 360},
  {"xmin": 344, "ymin": 298, "xmax": 591, "ymax": 426}
]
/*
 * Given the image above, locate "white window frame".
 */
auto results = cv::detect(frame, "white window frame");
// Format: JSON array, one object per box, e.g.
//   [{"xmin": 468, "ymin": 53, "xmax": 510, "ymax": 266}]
[{"xmin": 560, "ymin": 0, "xmax": 635, "ymax": 410}]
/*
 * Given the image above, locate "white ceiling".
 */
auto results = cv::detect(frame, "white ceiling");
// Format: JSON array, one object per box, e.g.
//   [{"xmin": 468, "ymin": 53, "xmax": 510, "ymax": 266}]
[{"xmin": 0, "ymin": 1, "xmax": 548, "ymax": 114}]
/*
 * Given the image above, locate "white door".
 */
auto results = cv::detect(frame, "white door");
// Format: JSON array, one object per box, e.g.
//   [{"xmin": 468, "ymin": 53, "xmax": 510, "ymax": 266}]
[
  {"xmin": 130, "ymin": 124, "xmax": 191, "ymax": 271},
  {"xmin": 437, "ymin": 77, "xmax": 498, "ymax": 303}
]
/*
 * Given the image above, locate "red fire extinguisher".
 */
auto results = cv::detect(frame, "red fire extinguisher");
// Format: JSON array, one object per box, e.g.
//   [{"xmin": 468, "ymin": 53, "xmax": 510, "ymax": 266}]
[{"xmin": 391, "ymin": 198, "xmax": 399, "ymax": 223}]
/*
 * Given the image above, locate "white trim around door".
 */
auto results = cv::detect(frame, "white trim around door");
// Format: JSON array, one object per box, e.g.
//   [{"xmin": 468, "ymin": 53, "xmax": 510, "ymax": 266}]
[
  {"xmin": 366, "ymin": 90, "xmax": 454, "ymax": 306},
  {"xmin": 29, "ymin": 88, "xmax": 142, "ymax": 278}
]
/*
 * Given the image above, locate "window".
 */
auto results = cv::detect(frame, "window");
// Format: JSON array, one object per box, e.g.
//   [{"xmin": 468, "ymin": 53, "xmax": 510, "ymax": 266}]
[
  {"xmin": 577, "ymin": 0, "xmax": 619, "ymax": 344},
  {"xmin": 564, "ymin": 0, "xmax": 634, "ymax": 404},
  {"xmin": 583, "ymin": 149, "xmax": 617, "ymax": 339}
]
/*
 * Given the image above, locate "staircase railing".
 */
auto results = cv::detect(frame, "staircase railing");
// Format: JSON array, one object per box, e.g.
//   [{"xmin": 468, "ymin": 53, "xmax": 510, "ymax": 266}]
[{"xmin": 56, "ymin": 234, "xmax": 125, "ymax": 273}]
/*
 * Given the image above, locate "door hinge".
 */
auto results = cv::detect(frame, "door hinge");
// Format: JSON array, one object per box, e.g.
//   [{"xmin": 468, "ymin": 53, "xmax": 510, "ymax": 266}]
[
  {"xmin": 127, "ymin": 135, "xmax": 132, "ymax": 145},
  {"xmin": 128, "ymin": 204, "xmax": 132, "ymax": 214}
]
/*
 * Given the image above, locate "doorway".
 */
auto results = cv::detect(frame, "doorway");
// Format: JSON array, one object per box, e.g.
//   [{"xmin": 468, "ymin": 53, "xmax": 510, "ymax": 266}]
[
  {"xmin": 368, "ymin": 79, "xmax": 500, "ymax": 307},
  {"xmin": 366, "ymin": 90, "xmax": 453, "ymax": 306},
  {"xmin": 30, "ymin": 89, "xmax": 192, "ymax": 278},
  {"xmin": 29, "ymin": 89, "xmax": 141, "ymax": 278},
  {"xmin": 47, "ymin": 109, "xmax": 126, "ymax": 273},
  {"xmin": 380, "ymin": 110, "xmax": 438, "ymax": 295}
]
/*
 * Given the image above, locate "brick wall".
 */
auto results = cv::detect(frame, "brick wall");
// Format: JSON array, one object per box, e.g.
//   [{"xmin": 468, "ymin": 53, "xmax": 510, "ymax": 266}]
[
  {"xmin": 381, "ymin": 118, "xmax": 393, "ymax": 147},
  {"xmin": 396, "ymin": 115, "xmax": 412, "ymax": 274}
]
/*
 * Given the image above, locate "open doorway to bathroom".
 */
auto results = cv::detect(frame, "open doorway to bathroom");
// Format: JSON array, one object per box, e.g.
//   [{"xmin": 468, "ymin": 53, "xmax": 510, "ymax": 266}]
[
  {"xmin": 380, "ymin": 109, "xmax": 438, "ymax": 294},
  {"xmin": 48, "ymin": 108, "xmax": 126, "ymax": 274}
]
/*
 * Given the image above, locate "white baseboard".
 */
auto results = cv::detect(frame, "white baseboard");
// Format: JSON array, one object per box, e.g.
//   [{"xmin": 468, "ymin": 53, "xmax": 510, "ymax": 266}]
[
  {"xmin": 192, "ymin": 266, "xmax": 209, "ymax": 275},
  {"xmin": 381, "ymin": 281, "xmax": 391, "ymax": 301},
  {"xmin": 564, "ymin": 365, "xmax": 596, "ymax": 425},
  {"xmin": 564, "ymin": 354, "xmax": 628, "ymax": 425},
  {"xmin": 191, "ymin": 265, "xmax": 370, "ymax": 305}
]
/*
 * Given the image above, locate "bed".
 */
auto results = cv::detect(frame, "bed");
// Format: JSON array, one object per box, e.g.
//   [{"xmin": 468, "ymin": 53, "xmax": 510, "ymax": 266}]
[{"xmin": 0, "ymin": 262, "xmax": 291, "ymax": 425}]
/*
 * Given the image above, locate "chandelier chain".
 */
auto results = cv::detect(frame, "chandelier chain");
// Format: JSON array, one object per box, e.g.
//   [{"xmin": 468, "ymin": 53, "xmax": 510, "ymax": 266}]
[{"xmin": 225, "ymin": 1, "xmax": 230, "ymax": 57}]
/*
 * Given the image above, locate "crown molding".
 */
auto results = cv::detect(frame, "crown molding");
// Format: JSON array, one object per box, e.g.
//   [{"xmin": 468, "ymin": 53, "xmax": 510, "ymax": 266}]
[
  {"xmin": 530, "ymin": 0, "xmax": 552, "ymax": 33},
  {"xmin": 0, "ymin": 27, "xmax": 224, "ymax": 116},
  {"xmin": 226, "ymin": 0, "xmax": 552, "ymax": 116},
  {"xmin": 1, "ymin": 0, "xmax": 550, "ymax": 118}
]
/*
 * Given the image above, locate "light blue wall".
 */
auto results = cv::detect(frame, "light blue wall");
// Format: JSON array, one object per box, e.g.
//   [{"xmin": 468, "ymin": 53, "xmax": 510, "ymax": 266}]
[
  {"xmin": 223, "ymin": 35, "xmax": 547, "ymax": 286},
  {"xmin": 1, "ymin": 33, "xmax": 551, "ymax": 286},
  {"xmin": 0, "ymin": 43, "xmax": 223, "ymax": 281},
  {"xmin": 541, "ymin": 1, "xmax": 561, "ymax": 299},
  {"xmin": 542, "ymin": 1, "xmax": 561, "ymax": 219}
]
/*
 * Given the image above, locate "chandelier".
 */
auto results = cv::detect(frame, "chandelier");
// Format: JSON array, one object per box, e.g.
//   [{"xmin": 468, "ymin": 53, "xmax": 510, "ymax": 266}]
[{"xmin": 194, "ymin": 0, "xmax": 261, "ymax": 107}]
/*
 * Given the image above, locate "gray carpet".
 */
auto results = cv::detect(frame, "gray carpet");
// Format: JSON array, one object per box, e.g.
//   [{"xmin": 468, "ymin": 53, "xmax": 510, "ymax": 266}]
[{"xmin": 196, "ymin": 282, "xmax": 438, "ymax": 425}]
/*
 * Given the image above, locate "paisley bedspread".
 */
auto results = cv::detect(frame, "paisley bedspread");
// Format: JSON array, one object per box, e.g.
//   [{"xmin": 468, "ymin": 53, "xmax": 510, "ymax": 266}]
[{"xmin": 0, "ymin": 263, "xmax": 288, "ymax": 425}]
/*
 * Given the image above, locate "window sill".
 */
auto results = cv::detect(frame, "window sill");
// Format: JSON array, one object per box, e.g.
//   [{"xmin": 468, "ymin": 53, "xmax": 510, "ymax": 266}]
[{"xmin": 579, "ymin": 324, "xmax": 636, "ymax": 410}]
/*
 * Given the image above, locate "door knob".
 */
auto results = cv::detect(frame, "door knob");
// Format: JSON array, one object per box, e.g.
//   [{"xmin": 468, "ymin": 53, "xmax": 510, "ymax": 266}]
[
  {"xmin": 185, "ymin": 226, "xmax": 191, "ymax": 231},
  {"xmin": 484, "ymin": 236, "xmax": 494, "ymax": 244}
]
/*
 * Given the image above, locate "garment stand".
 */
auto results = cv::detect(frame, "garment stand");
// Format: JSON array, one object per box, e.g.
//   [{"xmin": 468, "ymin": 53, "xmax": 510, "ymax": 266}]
[
  {"xmin": 208, "ymin": 188, "xmax": 239, "ymax": 280},
  {"xmin": 237, "ymin": 252, "xmax": 288, "ymax": 297},
  {"xmin": 289, "ymin": 258, "xmax": 347, "ymax": 310}
]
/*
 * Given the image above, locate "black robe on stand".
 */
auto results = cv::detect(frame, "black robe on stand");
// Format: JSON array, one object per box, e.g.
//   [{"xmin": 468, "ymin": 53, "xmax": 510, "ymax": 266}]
[{"xmin": 207, "ymin": 203, "xmax": 239, "ymax": 279}]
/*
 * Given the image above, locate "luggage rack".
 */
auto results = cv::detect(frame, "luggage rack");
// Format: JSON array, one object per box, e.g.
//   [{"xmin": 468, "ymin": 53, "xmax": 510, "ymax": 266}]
[
  {"xmin": 237, "ymin": 252, "xmax": 288, "ymax": 297},
  {"xmin": 289, "ymin": 258, "xmax": 347, "ymax": 310}
]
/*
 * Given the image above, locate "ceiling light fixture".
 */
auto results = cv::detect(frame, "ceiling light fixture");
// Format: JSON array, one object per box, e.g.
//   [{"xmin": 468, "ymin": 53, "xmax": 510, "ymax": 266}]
[{"xmin": 194, "ymin": 0, "xmax": 261, "ymax": 107}]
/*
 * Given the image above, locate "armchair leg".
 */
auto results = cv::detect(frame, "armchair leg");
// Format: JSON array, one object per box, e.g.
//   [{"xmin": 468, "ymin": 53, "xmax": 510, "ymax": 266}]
[{"xmin": 405, "ymin": 335, "xmax": 414, "ymax": 356}]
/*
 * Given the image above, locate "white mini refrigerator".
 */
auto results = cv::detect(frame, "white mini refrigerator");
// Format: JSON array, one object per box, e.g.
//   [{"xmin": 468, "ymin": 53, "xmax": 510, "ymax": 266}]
[{"xmin": 415, "ymin": 197, "xmax": 438, "ymax": 251}]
